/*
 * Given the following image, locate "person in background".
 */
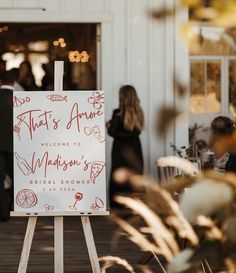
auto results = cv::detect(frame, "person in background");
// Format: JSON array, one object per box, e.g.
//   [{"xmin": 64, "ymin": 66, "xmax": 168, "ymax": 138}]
[
  {"xmin": 0, "ymin": 70, "xmax": 14, "ymax": 221},
  {"xmin": 0, "ymin": 59, "xmax": 6, "ymax": 85},
  {"xmin": 107, "ymin": 85, "xmax": 144, "ymax": 207},
  {"xmin": 41, "ymin": 62, "xmax": 53, "ymax": 90},
  {"xmin": 209, "ymin": 115, "xmax": 236, "ymax": 172},
  {"xmin": 18, "ymin": 60, "xmax": 38, "ymax": 91},
  {"xmin": 9, "ymin": 68, "xmax": 24, "ymax": 91}
]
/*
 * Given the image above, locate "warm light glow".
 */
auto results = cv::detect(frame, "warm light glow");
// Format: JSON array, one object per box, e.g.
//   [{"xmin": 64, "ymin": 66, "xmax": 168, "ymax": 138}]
[
  {"xmin": 3, "ymin": 25, "xmax": 8, "ymax": 31},
  {"xmin": 60, "ymin": 42, "xmax": 66, "ymax": 48},
  {"xmin": 28, "ymin": 53, "xmax": 49, "ymax": 86},
  {"xmin": 58, "ymin": 38, "xmax": 64, "ymax": 43},
  {"xmin": 68, "ymin": 50, "xmax": 89, "ymax": 63},
  {"xmin": 2, "ymin": 52, "xmax": 25, "ymax": 70},
  {"xmin": 28, "ymin": 41, "xmax": 48, "ymax": 51},
  {"xmin": 81, "ymin": 51, "xmax": 90, "ymax": 62},
  {"xmin": 0, "ymin": 25, "xmax": 8, "ymax": 33},
  {"xmin": 53, "ymin": 38, "xmax": 67, "ymax": 48},
  {"xmin": 53, "ymin": 40, "xmax": 59, "ymax": 46}
]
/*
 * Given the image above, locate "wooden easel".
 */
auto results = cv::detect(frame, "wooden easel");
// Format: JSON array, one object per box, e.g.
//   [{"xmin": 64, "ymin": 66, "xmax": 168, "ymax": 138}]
[
  {"xmin": 11, "ymin": 61, "xmax": 109, "ymax": 273},
  {"xmin": 12, "ymin": 211, "xmax": 108, "ymax": 273}
]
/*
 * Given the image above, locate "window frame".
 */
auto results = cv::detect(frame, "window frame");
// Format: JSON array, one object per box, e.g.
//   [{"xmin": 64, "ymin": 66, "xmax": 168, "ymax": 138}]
[{"xmin": 190, "ymin": 55, "xmax": 236, "ymax": 127}]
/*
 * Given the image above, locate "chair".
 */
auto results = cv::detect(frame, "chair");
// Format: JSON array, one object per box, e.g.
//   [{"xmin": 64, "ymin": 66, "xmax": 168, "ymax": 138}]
[
  {"xmin": 157, "ymin": 164, "xmax": 183, "ymax": 185},
  {"xmin": 138, "ymin": 156, "xmax": 198, "ymax": 267},
  {"xmin": 156, "ymin": 156, "xmax": 198, "ymax": 186}
]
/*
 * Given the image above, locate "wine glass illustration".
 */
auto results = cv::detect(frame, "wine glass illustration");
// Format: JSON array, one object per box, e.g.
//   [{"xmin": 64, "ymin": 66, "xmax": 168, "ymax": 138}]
[
  {"xmin": 69, "ymin": 192, "xmax": 83, "ymax": 210},
  {"xmin": 91, "ymin": 197, "xmax": 104, "ymax": 210}
]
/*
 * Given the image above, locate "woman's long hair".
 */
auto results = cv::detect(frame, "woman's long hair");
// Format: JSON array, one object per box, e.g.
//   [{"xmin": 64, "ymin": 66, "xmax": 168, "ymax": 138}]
[
  {"xmin": 119, "ymin": 85, "xmax": 144, "ymax": 131},
  {"xmin": 208, "ymin": 115, "xmax": 235, "ymax": 149}
]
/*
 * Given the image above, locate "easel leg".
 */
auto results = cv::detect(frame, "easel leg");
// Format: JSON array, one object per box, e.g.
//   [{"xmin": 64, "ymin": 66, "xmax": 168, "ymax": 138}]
[
  {"xmin": 54, "ymin": 216, "xmax": 64, "ymax": 273},
  {"xmin": 81, "ymin": 216, "xmax": 101, "ymax": 273},
  {"xmin": 18, "ymin": 216, "xmax": 37, "ymax": 273}
]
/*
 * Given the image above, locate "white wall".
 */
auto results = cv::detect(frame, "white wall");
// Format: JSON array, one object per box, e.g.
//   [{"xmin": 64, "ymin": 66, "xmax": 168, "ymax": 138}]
[{"xmin": 0, "ymin": 0, "xmax": 189, "ymax": 179}]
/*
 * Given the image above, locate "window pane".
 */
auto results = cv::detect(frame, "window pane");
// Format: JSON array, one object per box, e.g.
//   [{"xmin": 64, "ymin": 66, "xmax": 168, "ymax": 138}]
[
  {"xmin": 189, "ymin": 26, "xmax": 236, "ymax": 56},
  {"xmin": 229, "ymin": 60, "xmax": 236, "ymax": 114},
  {"xmin": 190, "ymin": 61, "xmax": 206, "ymax": 113},
  {"xmin": 190, "ymin": 60, "xmax": 221, "ymax": 114},
  {"xmin": 206, "ymin": 61, "xmax": 221, "ymax": 113}
]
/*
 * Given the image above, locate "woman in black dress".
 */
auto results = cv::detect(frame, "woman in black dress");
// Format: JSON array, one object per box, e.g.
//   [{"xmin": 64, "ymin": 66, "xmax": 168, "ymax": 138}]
[{"xmin": 107, "ymin": 85, "xmax": 144, "ymax": 206}]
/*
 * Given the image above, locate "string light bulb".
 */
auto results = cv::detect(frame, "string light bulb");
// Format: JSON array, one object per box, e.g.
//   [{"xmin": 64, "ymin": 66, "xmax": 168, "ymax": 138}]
[
  {"xmin": 0, "ymin": 25, "xmax": 8, "ymax": 33},
  {"xmin": 52, "ymin": 38, "xmax": 67, "ymax": 48},
  {"xmin": 68, "ymin": 50, "xmax": 89, "ymax": 63}
]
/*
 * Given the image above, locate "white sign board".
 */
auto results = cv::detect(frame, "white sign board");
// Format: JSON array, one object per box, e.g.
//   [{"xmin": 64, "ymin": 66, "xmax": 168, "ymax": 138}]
[{"xmin": 13, "ymin": 91, "xmax": 106, "ymax": 214}]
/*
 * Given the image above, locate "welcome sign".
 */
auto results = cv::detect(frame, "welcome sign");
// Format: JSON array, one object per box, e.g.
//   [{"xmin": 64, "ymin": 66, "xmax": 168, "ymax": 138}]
[{"xmin": 13, "ymin": 91, "xmax": 106, "ymax": 213}]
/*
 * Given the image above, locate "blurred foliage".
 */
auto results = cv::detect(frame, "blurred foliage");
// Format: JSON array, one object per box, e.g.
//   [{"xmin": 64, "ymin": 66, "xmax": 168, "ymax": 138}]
[
  {"xmin": 152, "ymin": 0, "xmax": 236, "ymax": 28},
  {"xmin": 153, "ymin": 0, "xmax": 236, "ymax": 138},
  {"xmin": 156, "ymin": 107, "xmax": 181, "ymax": 137},
  {"xmin": 102, "ymin": 169, "xmax": 236, "ymax": 273},
  {"xmin": 101, "ymin": 1, "xmax": 236, "ymax": 272}
]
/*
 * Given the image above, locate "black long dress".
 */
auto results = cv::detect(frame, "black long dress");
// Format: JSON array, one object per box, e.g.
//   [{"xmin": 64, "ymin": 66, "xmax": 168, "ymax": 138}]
[{"xmin": 108, "ymin": 109, "xmax": 143, "ymax": 203}]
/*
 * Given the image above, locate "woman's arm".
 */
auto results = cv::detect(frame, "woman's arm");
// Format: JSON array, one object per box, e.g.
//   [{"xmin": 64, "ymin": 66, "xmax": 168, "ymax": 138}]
[{"xmin": 107, "ymin": 110, "xmax": 120, "ymax": 137}]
